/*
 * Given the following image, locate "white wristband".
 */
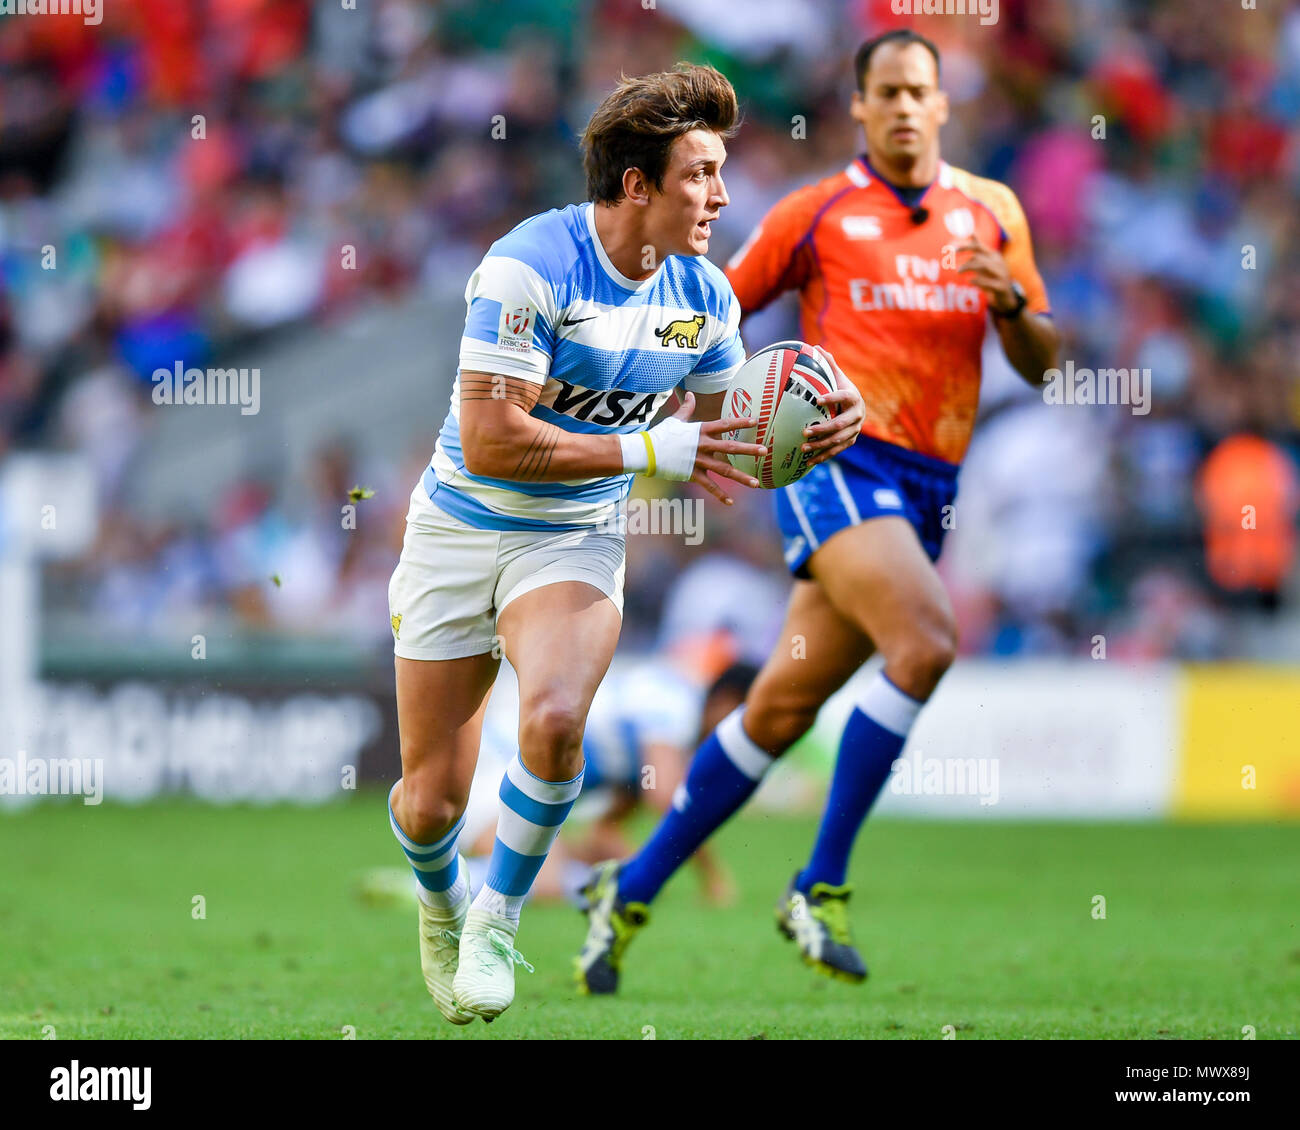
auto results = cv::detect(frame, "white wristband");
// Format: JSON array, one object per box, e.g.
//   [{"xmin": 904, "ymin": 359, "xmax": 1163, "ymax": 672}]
[
  {"xmin": 619, "ymin": 418, "xmax": 701, "ymax": 481},
  {"xmin": 619, "ymin": 432, "xmax": 650, "ymax": 473},
  {"xmin": 646, "ymin": 416, "xmax": 701, "ymax": 481}
]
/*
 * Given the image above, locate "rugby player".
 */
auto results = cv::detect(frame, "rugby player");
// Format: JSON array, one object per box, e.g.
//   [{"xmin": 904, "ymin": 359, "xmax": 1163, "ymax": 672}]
[
  {"xmin": 576, "ymin": 29, "xmax": 1060, "ymax": 991},
  {"xmin": 385, "ymin": 63, "xmax": 865, "ymax": 1023}
]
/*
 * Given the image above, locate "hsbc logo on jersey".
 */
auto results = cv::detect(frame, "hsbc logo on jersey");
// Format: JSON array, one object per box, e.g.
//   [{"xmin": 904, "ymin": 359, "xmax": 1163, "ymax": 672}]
[
  {"xmin": 540, "ymin": 380, "xmax": 670, "ymax": 428},
  {"xmin": 841, "ymin": 215, "xmax": 882, "ymax": 240},
  {"xmin": 497, "ymin": 304, "xmax": 535, "ymax": 353},
  {"xmin": 943, "ymin": 208, "xmax": 976, "ymax": 238}
]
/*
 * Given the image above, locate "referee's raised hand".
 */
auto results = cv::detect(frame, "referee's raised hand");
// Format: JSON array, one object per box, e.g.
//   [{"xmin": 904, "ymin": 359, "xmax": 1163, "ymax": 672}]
[{"xmin": 955, "ymin": 234, "xmax": 1019, "ymax": 314}]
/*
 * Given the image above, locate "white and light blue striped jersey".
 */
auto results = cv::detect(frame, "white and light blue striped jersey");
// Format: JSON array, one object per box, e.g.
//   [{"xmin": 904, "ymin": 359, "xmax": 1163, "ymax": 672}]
[{"xmin": 420, "ymin": 201, "xmax": 747, "ymax": 531}]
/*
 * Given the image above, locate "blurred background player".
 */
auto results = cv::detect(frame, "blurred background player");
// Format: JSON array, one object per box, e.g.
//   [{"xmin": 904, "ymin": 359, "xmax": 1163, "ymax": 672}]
[
  {"xmin": 459, "ymin": 656, "xmax": 757, "ymax": 907},
  {"xmin": 576, "ymin": 28, "xmax": 1061, "ymax": 992}
]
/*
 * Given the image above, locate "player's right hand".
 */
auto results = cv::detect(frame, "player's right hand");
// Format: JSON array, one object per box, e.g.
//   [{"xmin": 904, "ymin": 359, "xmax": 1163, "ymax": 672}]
[{"xmin": 669, "ymin": 390, "xmax": 766, "ymax": 506}]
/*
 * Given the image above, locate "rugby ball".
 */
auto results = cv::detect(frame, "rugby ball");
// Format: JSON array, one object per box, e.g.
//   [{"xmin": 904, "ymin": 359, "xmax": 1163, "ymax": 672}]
[{"xmin": 724, "ymin": 341, "xmax": 838, "ymax": 489}]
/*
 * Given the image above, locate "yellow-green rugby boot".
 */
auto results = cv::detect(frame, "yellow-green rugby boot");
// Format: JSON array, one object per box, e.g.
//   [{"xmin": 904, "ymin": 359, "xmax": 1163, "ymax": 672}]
[
  {"xmin": 775, "ymin": 874, "xmax": 868, "ymax": 983},
  {"xmin": 573, "ymin": 860, "xmax": 650, "ymax": 995}
]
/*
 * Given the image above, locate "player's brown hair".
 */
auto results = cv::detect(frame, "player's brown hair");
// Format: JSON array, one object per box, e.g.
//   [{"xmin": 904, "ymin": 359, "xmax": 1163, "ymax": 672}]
[{"xmin": 581, "ymin": 63, "xmax": 739, "ymax": 205}]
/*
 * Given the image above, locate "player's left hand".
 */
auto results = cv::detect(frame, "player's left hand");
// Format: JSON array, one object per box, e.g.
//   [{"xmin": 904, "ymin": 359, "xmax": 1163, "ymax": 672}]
[
  {"xmin": 955, "ymin": 234, "xmax": 1019, "ymax": 314},
  {"xmin": 802, "ymin": 345, "xmax": 864, "ymax": 466}
]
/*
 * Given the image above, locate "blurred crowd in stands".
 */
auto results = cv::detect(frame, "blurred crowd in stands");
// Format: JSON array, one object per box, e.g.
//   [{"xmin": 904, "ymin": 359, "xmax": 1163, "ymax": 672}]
[{"xmin": 1, "ymin": 0, "xmax": 1298, "ymax": 661}]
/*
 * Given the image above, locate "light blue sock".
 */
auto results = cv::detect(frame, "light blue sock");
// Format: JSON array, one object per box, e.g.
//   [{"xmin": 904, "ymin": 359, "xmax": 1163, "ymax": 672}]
[
  {"xmin": 618, "ymin": 707, "xmax": 773, "ymax": 905},
  {"xmin": 388, "ymin": 782, "xmax": 465, "ymax": 909},
  {"xmin": 473, "ymin": 752, "xmax": 584, "ymax": 923},
  {"xmin": 797, "ymin": 673, "xmax": 922, "ymax": 892}
]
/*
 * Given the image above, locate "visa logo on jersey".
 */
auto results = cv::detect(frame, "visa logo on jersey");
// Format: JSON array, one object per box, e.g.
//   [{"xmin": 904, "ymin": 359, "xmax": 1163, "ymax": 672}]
[{"xmin": 540, "ymin": 380, "xmax": 671, "ymax": 428}]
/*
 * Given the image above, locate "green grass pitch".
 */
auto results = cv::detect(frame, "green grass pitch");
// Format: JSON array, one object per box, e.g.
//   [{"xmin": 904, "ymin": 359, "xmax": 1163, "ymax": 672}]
[{"xmin": 1, "ymin": 794, "xmax": 1296, "ymax": 1039}]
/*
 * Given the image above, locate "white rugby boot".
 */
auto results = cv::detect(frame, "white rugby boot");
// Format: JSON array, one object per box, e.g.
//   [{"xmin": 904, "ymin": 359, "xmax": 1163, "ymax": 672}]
[{"xmin": 452, "ymin": 908, "xmax": 535, "ymax": 1022}]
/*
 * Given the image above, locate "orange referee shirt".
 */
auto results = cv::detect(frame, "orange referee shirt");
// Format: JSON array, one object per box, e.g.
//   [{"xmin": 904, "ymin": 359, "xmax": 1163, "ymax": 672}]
[{"xmin": 726, "ymin": 156, "xmax": 1051, "ymax": 466}]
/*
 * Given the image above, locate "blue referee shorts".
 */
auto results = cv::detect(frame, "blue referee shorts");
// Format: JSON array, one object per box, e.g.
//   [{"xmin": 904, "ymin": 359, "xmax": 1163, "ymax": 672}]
[{"xmin": 774, "ymin": 435, "xmax": 961, "ymax": 578}]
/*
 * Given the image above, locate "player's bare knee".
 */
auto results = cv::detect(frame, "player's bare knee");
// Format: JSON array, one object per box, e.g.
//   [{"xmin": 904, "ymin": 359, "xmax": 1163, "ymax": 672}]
[
  {"xmin": 397, "ymin": 778, "xmax": 464, "ymax": 843},
  {"xmin": 890, "ymin": 621, "xmax": 957, "ymax": 699},
  {"xmin": 742, "ymin": 695, "xmax": 817, "ymax": 756},
  {"xmin": 518, "ymin": 696, "xmax": 586, "ymax": 773}
]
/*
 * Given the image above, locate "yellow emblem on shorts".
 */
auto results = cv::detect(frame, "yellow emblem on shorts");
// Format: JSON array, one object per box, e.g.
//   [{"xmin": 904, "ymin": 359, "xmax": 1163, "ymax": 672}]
[
  {"xmin": 390, "ymin": 613, "xmax": 402, "ymax": 639},
  {"xmin": 655, "ymin": 313, "xmax": 706, "ymax": 349}
]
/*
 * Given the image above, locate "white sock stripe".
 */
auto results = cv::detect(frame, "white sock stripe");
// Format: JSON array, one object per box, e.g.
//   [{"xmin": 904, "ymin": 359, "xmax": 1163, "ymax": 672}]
[
  {"xmin": 495, "ymin": 806, "xmax": 563, "ymax": 857},
  {"xmin": 858, "ymin": 673, "xmax": 923, "ymax": 737},
  {"xmin": 505, "ymin": 753, "xmax": 585, "ymax": 804},
  {"xmin": 716, "ymin": 707, "xmax": 774, "ymax": 781},
  {"xmin": 402, "ymin": 841, "xmax": 459, "ymax": 872},
  {"xmin": 415, "ymin": 867, "xmax": 466, "ymax": 910},
  {"xmin": 473, "ymin": 886, "xmax": 525, "ymax": 921}
]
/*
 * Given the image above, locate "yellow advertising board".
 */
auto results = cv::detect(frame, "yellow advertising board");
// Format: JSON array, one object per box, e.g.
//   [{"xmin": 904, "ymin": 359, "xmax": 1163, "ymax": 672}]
[{"xmin": 1174, "ymin": 666, "xmax": 1300, "ymax": 820}]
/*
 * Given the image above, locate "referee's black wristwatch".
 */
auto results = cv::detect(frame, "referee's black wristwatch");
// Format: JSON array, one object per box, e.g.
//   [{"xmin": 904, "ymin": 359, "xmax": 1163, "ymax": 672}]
[{"xmin": 992, "ymin": 280, "xmax": 1028, "ymax": 320}]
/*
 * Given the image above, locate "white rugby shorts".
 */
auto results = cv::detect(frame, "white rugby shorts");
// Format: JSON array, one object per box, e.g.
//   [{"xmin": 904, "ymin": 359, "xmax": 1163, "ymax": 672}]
[{"xmin": 387, "ymin": 482, "xmax": 626, "ymax": 661}]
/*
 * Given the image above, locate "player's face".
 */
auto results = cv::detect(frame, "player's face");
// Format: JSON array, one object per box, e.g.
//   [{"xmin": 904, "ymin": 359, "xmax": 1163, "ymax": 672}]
[
  {"xmin": 648, "ymin": 128, "xmax": 729, "ymax": 257},
  {"xmin": 851, "ymin": 42, "xmax": 948, "ymax": 173}
]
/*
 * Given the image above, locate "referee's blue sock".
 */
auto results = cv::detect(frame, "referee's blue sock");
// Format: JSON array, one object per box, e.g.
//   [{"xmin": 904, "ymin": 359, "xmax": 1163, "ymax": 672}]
[
  {"xmin": 797, "ymin": 673, "xmax": 923, "ymax": 892},
  {"xmin": 618, "ymin": 708, "xmax": 774, "ymax": 905}
]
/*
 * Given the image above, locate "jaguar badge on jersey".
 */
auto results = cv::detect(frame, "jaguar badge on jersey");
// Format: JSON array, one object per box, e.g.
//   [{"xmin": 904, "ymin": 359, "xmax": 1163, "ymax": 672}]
[{"xmin": 656, "ymin": 314, "xmax": 706, "ymax": 349}]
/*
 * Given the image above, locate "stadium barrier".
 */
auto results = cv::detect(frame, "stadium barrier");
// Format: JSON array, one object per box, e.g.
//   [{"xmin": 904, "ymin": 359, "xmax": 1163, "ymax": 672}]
[
  {"xmin": 3, "ymin": 659, "xmax": 1295, "ymax": 819},
  {"xmin": 765, "ymin": 661, "xmax": 1299, "ymax": 822}
]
